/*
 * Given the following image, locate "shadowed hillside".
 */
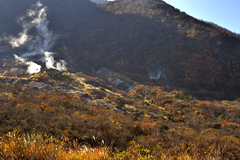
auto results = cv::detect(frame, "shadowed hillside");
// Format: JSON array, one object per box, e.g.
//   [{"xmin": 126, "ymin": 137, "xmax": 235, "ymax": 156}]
[
  {"xmin": 0, "ymin": 0, "xmax": 240, "ymax": 99},
  {"xmin": 97, "ymin": 0, "xmax": 240, "ymax": 93}
]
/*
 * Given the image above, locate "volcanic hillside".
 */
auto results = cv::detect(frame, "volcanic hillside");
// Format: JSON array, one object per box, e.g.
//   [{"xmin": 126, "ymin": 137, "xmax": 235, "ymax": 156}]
[{"xmin": 0, "ymin": 0, "xmax": 240, "ymax": 98}]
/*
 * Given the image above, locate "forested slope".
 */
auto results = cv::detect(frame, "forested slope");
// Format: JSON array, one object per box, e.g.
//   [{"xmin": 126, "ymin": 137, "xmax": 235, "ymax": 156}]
[{"xmin": 0, "ymin": 0, "xmax": 240, "ymax": 98}]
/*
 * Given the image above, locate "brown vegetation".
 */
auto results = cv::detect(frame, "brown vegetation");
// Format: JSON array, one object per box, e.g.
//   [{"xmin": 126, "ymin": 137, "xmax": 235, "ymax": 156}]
[{"xmin": 0, "ymin": 72, "xmax": 240, "ymax": 159}]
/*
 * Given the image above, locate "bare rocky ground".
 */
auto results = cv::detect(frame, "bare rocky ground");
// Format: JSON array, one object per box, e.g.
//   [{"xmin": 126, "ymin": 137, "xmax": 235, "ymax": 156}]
[{"xmin": 0, "ymin": 63, "xmax": 138, "ymax": 114}]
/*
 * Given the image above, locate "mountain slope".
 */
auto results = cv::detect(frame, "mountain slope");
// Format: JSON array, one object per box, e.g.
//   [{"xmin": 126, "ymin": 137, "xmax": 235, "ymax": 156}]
[
  {"xmin": 0, "ymin": 69, "xmax": 240, "ymax": 159},
  {"xmin": 63, "ymin": 0, "xmax": 240, "ymax": 94},
  {"xmin": 0, "ymin": 0, "xmax": 240, "ymax": 99},
  {"xmin": 98, "ymin": 0, "xmax": 240, "ymax": 90}
]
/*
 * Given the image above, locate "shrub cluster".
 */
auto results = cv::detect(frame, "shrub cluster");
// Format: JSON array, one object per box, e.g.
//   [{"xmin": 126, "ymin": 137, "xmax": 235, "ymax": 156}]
[{"xmin": 0, "ymin": 81, "xmax": 240, "ymax": 159}]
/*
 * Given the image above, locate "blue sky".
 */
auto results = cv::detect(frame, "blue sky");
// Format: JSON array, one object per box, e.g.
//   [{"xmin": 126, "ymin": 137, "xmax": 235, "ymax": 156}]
[{"xmin": 163, "ymin": 0, "xmax": 240, "ymax": 34}]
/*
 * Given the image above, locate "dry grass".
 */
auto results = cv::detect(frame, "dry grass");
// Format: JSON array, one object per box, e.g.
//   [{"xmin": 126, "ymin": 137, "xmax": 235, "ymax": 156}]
[
  {"xmin": 0, "ymin": 131, "xmax": 109, "ymax": 160},
  {"xmin": 0, "ymin": 78, "xmax": 240, "ymax": 159}
]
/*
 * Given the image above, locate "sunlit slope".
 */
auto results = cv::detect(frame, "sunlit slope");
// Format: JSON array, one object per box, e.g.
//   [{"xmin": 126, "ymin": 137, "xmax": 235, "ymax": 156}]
[
  {"xmin": 0, "ymin": 70, "xmax": 240, "ymax": 159},
  {"xmin": 0, "ymin": 0, "xmax": 240, "ymax": 94}
]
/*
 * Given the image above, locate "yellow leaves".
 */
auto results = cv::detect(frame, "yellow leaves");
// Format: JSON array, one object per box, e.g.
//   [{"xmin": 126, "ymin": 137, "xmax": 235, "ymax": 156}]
[
  {"xmin": 158, "ymin": 106, "xmax": 165, "ymax": 110},
  {"xmin": 124, "ymin": 104, "xmax": 136, "ymax": 110},
  {"xmin": 0, "ymin": 131, "xmax": 109, "ymax": 160},
  {"xmin": 162, "ymin": 116, "xmax": 168, "ymax": 120},
  {"xmin": 16, "ymin": 103, "xmax": 23, "ymax": 108},
  {"xmin": 59, "ymin": 147, "xmax": 109, "ymax": 160},
  {"xmin": 12, "ymin": 97, "xmax": 18, "ymax": 101},
  {"xmin": 144, "ymin": 114, "xmax": 150, "ymax": 119},
  {"xmin": 164, "ymin": 103, "xmax": 171, "ymax": 107},
  {"xmin": 73, "ymin": 111, "xmax": 80, "ymax": 117},
  {"xmin": 62, "ymin": 72, "xmax": 68, "ymax": 76},
  {"xmin": 176, "ymin": 99, "xmax": 182, "ymax": 103},
  {"xmin": 22, "ymin": 86, "xmax": 28, "ymax": 91}
]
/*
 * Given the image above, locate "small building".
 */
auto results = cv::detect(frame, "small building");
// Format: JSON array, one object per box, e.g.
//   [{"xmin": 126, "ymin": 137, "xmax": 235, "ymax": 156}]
[{"xmin": 40, "ymin": 63, "xmax": 60, "ymax": 74}]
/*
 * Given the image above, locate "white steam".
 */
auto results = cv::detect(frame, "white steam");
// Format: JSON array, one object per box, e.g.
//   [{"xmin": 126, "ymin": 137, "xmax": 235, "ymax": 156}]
[
  {"xmin": 14, "ymin": 54, "xmax": 41, "ymax": 74},
  {"xmin": 5, "ymin": 1, "xmax": 67, "ymax": 74}
]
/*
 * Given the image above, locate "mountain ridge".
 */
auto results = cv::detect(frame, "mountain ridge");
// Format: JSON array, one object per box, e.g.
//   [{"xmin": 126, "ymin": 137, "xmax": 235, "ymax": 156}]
[{"xmin": 98, "ymin": 0, "xmax": 240, "ymax": 92}]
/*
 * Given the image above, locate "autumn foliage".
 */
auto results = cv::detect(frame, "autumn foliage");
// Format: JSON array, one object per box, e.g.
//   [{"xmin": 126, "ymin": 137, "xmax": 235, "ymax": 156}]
[{"xmin": 0, "ymin": 71, "xmax": 240, "ymax": 159}]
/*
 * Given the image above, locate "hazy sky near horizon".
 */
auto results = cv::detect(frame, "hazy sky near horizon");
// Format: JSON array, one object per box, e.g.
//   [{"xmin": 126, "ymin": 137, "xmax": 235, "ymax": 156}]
[{"xmin": 163, "ymin": 0, "xmax": 240, "ymax": 34}]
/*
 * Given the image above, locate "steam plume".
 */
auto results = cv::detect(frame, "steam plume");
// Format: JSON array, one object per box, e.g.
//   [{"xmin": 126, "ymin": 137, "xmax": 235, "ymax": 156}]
[
  {"xmin": 3, "ymin": 1, "xmax": 67, "ymax": 74},
  {"xmin": 14, "ymin": 55, "xmax": 41, "ymax": 74}
]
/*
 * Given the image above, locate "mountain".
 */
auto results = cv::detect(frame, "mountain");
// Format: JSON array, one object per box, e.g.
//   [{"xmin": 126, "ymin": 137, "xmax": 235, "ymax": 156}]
[
  {"xmin": 1, "ymin": 1, "xmax": 240, "ymax": 158},
  {"xmin": 96, "ymin": 0, "xmax": 240, "ymax": 93},
  {"xmin": 0, "ymin": 0, "xmax": 240, "ymax": 99}
]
